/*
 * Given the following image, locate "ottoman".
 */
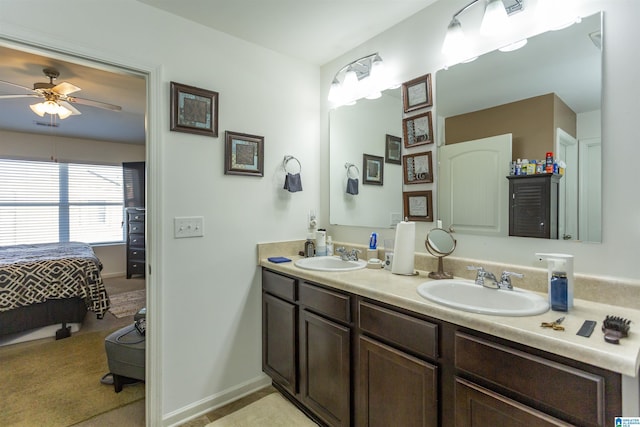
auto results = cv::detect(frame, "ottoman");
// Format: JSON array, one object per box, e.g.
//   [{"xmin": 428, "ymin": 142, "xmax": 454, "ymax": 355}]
[{"xmin": 104, "ymin": 323, "xmax": 145, "ymax": 392}]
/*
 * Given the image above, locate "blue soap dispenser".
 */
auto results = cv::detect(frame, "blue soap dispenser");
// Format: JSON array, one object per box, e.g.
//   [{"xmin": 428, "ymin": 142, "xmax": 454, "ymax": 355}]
[{"xmin": 536, "ymin": 253, "xmax": 574, "ymax": 312}]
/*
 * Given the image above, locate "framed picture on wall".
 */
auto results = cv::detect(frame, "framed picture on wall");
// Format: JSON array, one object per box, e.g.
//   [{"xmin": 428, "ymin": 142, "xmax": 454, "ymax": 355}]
[
  {"xmin": 402, "ymin": 74, "xmax": 432, "ymax": 113},
  {"xmin": 403, "ymin": 151, "xmax": 433, "ymax": 184},
  {"xmin": 402, "ymin": 111, "xmax": 433, "ymax": 148},
  {"xmin": 403, "ymin": 190, "xmax": 433, "ymax": 222},
  {"xmin": 170, "ymin": 81, "xmax": 219, "ymax": 137},
  {"xmin": 224, "ymin": 131, "xmax": 264, "ymax": 176},
  {"xmin": 363, "ymin": 153, "xmax": 384, "ymax": 186},
  {"xmin": 385, "ymin": 134, "xmax": 402, "ymax": 164}
]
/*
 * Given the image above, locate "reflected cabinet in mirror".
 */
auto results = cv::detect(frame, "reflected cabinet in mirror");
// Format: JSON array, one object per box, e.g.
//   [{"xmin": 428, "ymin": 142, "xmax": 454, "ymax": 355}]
[
  {"xmin": 435, "ymin": 12, "xmax": 602, "ymax": 243},
  {"xmin": 329, "ymin": 88, "xmax": 403, "ymax": 228}
]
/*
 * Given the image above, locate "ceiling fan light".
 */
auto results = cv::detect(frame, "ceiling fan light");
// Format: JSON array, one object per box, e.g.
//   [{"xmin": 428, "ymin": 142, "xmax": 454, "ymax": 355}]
[
  {"xmin": 42, "ymin": 100, "xmax": 60, "ymax": 115},
  {"xmin": 480, "ymin": 0, "xmax": 509, "ymax": 36},
  {"xmin": 29, "ymin": 103, "xmax": 47, "ymax": 117},
  {"xmin": 57, "ymin": 105, "xmax": 73, "ymax": 119}
]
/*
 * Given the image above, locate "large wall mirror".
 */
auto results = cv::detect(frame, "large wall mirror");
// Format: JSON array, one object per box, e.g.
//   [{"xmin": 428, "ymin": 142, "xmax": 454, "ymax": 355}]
[
  {"xmin": 329, "ymin": 88, "xmax": 402, "ymax": 228},
  {"xmin": 435, "ymin": 12, "xmax": 602, "ymax": 243}
]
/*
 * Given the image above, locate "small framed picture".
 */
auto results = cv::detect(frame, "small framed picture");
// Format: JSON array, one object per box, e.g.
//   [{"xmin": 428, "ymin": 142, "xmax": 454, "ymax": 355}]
[
  {"xmin": 403, "ymin": 190, "xmax": 433, "ymax": 222},
  {"xmin": 402, "ymin": 74, "xmax": 432, "ymax": 113},
  {"xmin": 170, "ymin": 81, "xmax": 218, "ymax": 137},
  {"xmin": 403, "ymin": 151, "xmax": 433, "ymax": 184},
  {"xmin": 224, "ymin": 131, "xmax": 264, "ymax": 177},
  {"xmin": 363, "ymin": 153, "xmax": 384, "ymax": 186},
  {"xmin": 385, "ymin": 134, "xmax": 402, "ymax": 165},
  {"xmin": 402, "ymin": 111, "xmax": 433, "ymax": 148}
]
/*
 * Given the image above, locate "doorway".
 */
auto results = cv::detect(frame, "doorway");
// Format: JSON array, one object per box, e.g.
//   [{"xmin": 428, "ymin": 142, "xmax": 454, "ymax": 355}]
[{"xmin": 0, "ymin": 38, "xmax": 154, "ymax": 424}]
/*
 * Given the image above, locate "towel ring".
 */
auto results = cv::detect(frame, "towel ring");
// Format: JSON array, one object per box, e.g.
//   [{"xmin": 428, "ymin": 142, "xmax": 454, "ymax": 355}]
[
  {"xmin": 283, "ymin": 155, "xmax": 301, "ymax": 174},
  {"xmin": 344, "ymin": 162, "xmax": 360, "ymax": 179}
]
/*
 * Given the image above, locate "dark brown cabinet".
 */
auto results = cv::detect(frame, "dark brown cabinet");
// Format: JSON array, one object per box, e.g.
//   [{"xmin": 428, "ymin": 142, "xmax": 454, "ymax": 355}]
[
  {"xmin": 125, "ymin": 207, "xmax": 145, "ymax": 278},
  {"xmin": 508, "ymin": 174, "xmax": 561, "ymax": 239},
  {"xmin": 262, "ymin": 269, "xmax": 352, "ymax": 427},
  {"xmin": 261, "ymin": 268, "xmax": 622, "ymax": 427}
]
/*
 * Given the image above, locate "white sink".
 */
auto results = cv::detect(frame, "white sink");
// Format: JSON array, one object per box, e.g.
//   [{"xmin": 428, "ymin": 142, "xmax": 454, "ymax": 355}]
[
  {"xmin": 417, "ymin": 279, "xmax": 549, "ymax": 316},
  {"xmin": 294, "ymin": 256, "xmax": 367, "ymax": 272}
]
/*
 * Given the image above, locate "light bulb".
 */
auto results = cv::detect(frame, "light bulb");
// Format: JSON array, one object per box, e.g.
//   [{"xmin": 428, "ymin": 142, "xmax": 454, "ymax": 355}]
[
  {"xmin": 57, "ymin": 105, "xmax": 73, "ymax": 119},
  {"xmin": 480, "ymin": 0, "xmax": 509, "ymax": 36},
  {"xmin": 30, "ymin": 103, "xmax": 47, "ymax": 117},
  {"xmin": 442, "ymin": 18, "xmax": 465, "ymax": 55},
  {"xmin": 342, "ymin": 67, "xmax": 359, "ymax": 103},
  {"xmin": 328, "ymin": 77, "xmax": 342, "ymax": 103}
]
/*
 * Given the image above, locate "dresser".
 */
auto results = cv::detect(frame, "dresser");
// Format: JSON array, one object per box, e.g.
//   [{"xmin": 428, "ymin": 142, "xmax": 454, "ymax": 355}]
[{"xmin": 125, "ymin": 207, "xmax": 145, "ymax": 279}]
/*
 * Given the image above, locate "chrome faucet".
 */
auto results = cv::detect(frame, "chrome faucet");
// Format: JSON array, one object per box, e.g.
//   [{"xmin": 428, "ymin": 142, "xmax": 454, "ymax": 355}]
[
  {"xmin": 336, "ymin": 247, "xmax": 361, "ymax": 261},
  {"xmin": 467, "ymin": 266, "xmax": 523, "ymax": 290}
]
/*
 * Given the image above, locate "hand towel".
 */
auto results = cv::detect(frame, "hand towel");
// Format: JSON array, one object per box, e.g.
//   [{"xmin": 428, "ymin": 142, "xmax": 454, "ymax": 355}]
[
  {"xmin": 283, "ymin": 173, "xmax": 303, "ymax": 192},
  {"xmin": 346, "ymin": 177, "xmax": 359, "ymax": 195}
]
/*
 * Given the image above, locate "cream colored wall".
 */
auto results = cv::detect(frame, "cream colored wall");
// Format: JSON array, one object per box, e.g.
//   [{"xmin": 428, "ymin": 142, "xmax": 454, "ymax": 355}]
[
  {"xmin": 321, "ymin": 0, "xmax": 640, "ymax": 283},
  {"xmin": 1, "ymin": 0, "xmax": 320, "ymax": 423}
]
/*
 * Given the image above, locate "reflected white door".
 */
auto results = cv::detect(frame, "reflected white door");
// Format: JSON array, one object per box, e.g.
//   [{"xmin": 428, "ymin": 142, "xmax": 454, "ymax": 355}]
[
  {"xmin": 438, "ymin": 134, "xmax": 512, "ymax": 236},
  {"xmin": 556, "ymin": 128, "xmax": 578, "ymax": 240}
]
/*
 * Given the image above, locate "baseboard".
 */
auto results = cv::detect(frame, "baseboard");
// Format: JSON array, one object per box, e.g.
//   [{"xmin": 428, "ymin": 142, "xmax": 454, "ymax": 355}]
[
  {"xmin": 162, "ymin": 374, "xmax": 271, "ymax": 427},
  {"xmin": 101, "ymin": 272, "xmax": 127, "ymax": 279}
]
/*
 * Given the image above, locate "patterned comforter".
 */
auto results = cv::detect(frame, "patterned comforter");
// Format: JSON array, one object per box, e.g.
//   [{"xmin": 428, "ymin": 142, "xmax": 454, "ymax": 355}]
[{"xmin": 0, "ymin": 242, "xmax": 110, "ymax": 317}]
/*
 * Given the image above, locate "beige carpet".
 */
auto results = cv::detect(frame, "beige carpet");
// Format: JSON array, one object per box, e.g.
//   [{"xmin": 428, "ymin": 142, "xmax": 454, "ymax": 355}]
[
  {"xmin": 108, "ymin": 289, "xmax": 146, "ymax": 318},
  {"xmin": 0, "ymin": 329, "xmax": 145, "ymax": 427},
  {"xmin": 206, "ymin": 393, "xmax": 317, "ymax": 427}
]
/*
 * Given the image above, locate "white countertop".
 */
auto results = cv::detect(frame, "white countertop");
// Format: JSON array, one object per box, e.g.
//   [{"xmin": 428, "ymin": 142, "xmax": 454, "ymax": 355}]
[{"xmin": 260, "ymin": 255, "xmax": 640, "ymax": 378}]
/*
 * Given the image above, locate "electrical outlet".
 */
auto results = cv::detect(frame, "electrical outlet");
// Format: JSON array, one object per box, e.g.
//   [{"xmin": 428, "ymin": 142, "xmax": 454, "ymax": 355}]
[{"xmin": 174, "ymin": 216, "xmax": 204, "ymax": 238}]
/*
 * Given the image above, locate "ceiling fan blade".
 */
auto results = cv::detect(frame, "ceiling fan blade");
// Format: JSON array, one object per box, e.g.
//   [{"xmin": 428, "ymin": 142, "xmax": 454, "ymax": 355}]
[
  {"xmin": 68, "ymin": 96, "xmax": 122, "ymax": 112},
  {"xmin": 52, "ymin": 81, "xmax": 81, "ymax": 96},
  {"xmin": 0, "ymin": 79, "xmax": 35, "ymax": 93},
  {"xmin": 58, "ymin": 100, "xmax": 82, "ymax": 116},
  {"xmin": 0, "ymin": 94, "xmax": 40, "ymax": 99}
]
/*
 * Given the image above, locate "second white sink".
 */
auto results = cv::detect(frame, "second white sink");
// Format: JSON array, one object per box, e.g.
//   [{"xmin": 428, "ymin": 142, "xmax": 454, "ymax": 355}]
[
  {"xmin": 417, "ymin": 279, "xmax": 549, "ymax": 316},
  {"xmin": 295, "ymin": 256, "xmax": 367, "ymax": 272}
]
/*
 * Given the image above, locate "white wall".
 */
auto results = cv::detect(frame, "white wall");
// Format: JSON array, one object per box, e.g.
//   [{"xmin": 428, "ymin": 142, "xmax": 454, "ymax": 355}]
[
  {"xmin": 1, "ymin": 0, "xmax": 320, "ymax": 422},
  {"xmin": 321, "ymin": 0, "xmax": 640, "ymax": 282}
]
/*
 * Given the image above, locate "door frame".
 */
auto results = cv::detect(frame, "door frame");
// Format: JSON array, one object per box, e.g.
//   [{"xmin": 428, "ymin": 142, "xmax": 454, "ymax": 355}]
[{"xmin": 0, "ymin": 32, "xmax": 164, "ymax": 426}]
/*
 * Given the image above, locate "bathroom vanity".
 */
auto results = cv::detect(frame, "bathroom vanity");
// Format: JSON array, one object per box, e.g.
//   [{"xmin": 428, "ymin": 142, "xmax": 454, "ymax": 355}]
[{"xmin": 259, "ymin": 246, "xmax": 640, "ymax": 427}]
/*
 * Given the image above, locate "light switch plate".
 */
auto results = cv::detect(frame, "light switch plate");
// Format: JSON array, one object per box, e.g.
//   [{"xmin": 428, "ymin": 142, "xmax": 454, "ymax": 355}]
[{"xmin": 174, "ymin": 216, "xmax": 204, "ymax": 238}]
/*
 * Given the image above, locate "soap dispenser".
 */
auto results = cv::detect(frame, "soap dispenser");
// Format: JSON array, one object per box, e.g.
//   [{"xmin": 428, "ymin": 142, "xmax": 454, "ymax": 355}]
[{"xmin": 536, "ymin": 253, "xmax": 574, "ymax": 311}]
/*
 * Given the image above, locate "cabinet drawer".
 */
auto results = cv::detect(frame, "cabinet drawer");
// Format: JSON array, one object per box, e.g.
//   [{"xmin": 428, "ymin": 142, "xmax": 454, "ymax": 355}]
[
  {"xmin": 128, "ymin": 248, "xmax": 145, "ymax": 260},
  {"xmin": 128, "ymin": 221, "xmax": 144, "ymax": 234},
  {"xmin": 128, "ymin": 211, "xmax": 145, "ymax": 222},
  {"xmin": 299, "ymin": 281, "xmax": 350, "ymax": 323},
  {"xmin": 262, "ymin": 269, "xmax": 296, "ymax": 302},
  {"xmin": 455, "ymin": 332, "xmax": 609, "ymax": 426},
  {"xmin": 128, "ymin": 234, "xmax": 145, "ymax": 247},
  {"xmin": 358, "ymin": 300, "xmax": 438, "ymax": 360},
  {"xmin": 128, "ymin": 261, "xmax": 145, "ymax": 274}
]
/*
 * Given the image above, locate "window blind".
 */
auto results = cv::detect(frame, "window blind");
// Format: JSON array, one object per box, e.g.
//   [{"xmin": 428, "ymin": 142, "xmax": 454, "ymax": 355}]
[{"xmin": 0, "ymin": 158, "xmax": 124, "ymax": 245}]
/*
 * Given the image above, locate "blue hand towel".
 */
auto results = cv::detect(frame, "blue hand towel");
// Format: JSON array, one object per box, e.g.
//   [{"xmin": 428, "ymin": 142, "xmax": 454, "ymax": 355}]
[
  {"xmin": 346, "ymin": 177, "xmax": 359, "ymax": 195},
  {"xmin": 284, "ymin": 173, "xmax": 303, "ymax": 192}
]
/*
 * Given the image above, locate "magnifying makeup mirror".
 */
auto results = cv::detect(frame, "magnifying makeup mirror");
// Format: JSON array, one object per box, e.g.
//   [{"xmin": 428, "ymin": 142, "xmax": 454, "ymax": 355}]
[{"xmin": 425, "ymin": 228, "xmax": 456, "ymax": 279}]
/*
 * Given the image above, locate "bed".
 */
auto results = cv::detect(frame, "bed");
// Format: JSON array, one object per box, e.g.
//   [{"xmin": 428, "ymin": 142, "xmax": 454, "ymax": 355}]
[{"xmin": 0, "ymin": 242, "xmax": 110, "ymax": 338}]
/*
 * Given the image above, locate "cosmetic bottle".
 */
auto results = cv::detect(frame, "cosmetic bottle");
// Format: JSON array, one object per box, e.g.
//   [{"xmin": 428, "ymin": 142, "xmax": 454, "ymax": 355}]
[
  {"xmin": 304, "ymin": 234, "xmax": 316, "ymax": 258},
  {"xmin": 326, "ymin": 236, "xmax": 334, "ymax": 256}
]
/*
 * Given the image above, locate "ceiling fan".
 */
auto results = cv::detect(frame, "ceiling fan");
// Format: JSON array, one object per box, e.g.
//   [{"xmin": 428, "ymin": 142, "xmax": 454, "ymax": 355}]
[{"xmin": 0, "ymin": 67, "xmax": 122, "ymax": 120}]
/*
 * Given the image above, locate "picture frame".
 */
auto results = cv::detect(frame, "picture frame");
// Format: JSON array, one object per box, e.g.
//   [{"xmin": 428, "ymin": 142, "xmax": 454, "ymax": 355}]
[
  {"xmin": 224, "ymin": 131, "xmax": 264, "ymax": 177},
  {"xmin": 170, "ymin": 81, "xmax": 219, "ymax": 137},
  {"xmin": 403, "ymin": 190, "xmax": 433, "ymax": 222},
  {"xmin": 362, "ymin": 153, "xmax": 384, "ymax": 186},
  {"xmin": 385, "ymin": 134, "xmax": 402, "ymax": 165},
  {"xmin": 402, "ymin": 111, "xmax": 433, "ymax": 148},
  {"xmin": 403, "ymin": 151, "xmax": 433, "ymax": 184},
  {"xmin": 402, "ymin": 74, "xmax": 432, "ymax": 113}
]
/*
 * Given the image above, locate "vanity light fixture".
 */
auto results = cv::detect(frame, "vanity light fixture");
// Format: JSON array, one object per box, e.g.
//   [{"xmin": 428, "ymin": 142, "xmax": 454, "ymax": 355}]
[
  {"xmin": 442, "ymin": 0, "xmax": 524, "ymax": 60},
  {"xmin": 328, "ymin": 53, "xmax": 389, "ymax": 107}
]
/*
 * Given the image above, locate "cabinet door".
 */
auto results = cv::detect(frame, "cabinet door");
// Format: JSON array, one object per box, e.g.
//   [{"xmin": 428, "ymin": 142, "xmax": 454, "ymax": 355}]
[
  {"xmin": 455, "ymin": 378, "xmax": 572, "ymax": 427},
  {"xmin": 262, "ymin": 292, "xmax": 297, "ymax": 394},
  {"xmin": 357, "ymin": 335, "xmax": 438, "ymax": 427},
  {"xmin": 300, "ymin": 309, "xmax": 350, "ymax": 427},
  {"xmin": 509, "ymin": 175, "xmax": 559, "ymax": 238}
]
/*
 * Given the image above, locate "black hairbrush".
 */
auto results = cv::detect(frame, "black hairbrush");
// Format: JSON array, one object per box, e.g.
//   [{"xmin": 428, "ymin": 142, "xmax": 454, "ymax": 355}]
[{"xmin": 601, "ymin": 315, "xmax": 631, "ymax": 344}]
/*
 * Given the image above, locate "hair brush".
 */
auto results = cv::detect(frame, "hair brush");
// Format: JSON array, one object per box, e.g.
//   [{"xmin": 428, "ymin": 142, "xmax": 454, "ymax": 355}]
[{"xmin": 601, "ymin": 315, "xmax": 631, "ymax": 344}]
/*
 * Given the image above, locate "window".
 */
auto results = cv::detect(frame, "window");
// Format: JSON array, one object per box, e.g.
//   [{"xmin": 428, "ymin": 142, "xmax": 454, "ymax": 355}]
[{"xmin": 0, "ymin": 158, "xmax": 124, "ymax": 245}]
